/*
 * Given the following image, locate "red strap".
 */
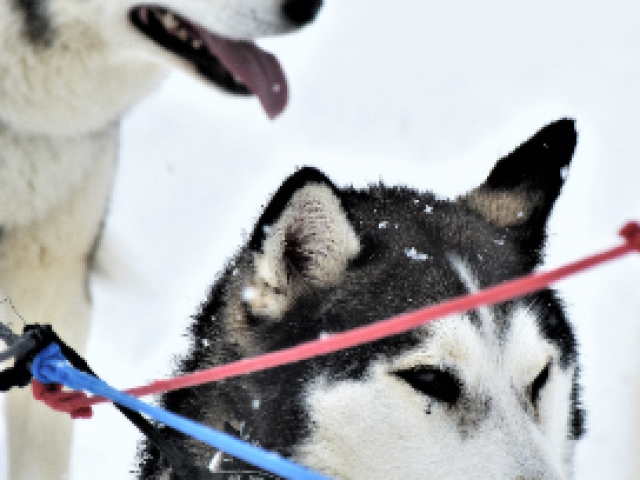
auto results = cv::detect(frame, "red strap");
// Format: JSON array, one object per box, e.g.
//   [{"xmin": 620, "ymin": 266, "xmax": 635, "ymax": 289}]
[
  {"xmin": 620, "ymin": 221, "xmax": 640, "ymax": 250},
  {"xmin": 35, "ymin": 222, "xmax": 640, "ymax": 417},
  {"xmin": 32, "ymin": 379, "xmax": 93, "ymax": 419}
]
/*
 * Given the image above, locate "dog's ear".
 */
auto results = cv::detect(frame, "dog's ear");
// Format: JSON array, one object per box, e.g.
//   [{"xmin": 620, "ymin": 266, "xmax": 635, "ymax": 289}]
[
  {"xmin": 245, "ymin": 167, "xmax": 360, "ymax": 319},
  {"xmin": 459, "ymin": 119, "xmax": 577, "ymax": 259}
]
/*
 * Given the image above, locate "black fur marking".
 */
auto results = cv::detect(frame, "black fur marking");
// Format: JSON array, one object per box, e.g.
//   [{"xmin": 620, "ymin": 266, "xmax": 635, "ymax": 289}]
[
  {"xmin": 283, "ymin": 223, "xmax": 313, "ymax": 278},
  {"xmin": 456, "ymin": 394, "xmax": 492, "ymax": 438},
  {"xmin": 528, "ymin": 290, "xmax": 577, "ymax": 368},
  {"xmin": 529, "ymin": 362, "xmax": 550, "ymax": 407},
  {"xmin": 249, "ymin": 167, "xmax": 345, "ymax": 252},
  {"xmin": 214, "ymin": 422, "xmax": 282, "ymax": 478},
  {"xmin": 465, "ymin": 310, "xmax": 483, "ymax": 331},
  {"xmin": 483, "ymin": 119, "xmax": 576, "ymax": 192},
  {"xmin": 13, "ymin": 0, "xmax": 54, "ymax": 46},
  {"xmin": 464, "ymin": 118, "xmax": 577, "ymax": 270},
  {"xmin": 570, "ymin": 367, "xmax": 586, "ymax": 440}
]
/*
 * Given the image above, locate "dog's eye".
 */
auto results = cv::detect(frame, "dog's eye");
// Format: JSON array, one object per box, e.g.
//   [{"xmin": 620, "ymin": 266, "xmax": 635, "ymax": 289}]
[
  {"xmin": 394, "ymin": 367, "xmax": 461, "ymax": 406},
  {"xmin": 529, "ymin": 363, "xmax": 551, "ymax": 408}
]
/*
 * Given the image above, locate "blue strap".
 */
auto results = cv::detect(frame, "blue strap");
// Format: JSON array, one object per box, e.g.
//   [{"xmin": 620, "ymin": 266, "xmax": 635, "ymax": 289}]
[{"xmin": 32, "ymin": 344, "xmax": 330, "ymax": 480}]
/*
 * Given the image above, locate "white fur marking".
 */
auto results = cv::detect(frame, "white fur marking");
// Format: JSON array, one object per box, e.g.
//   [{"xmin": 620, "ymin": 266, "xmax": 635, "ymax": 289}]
[
  {"xmin": 298, "ymin": 307, "xmax": 571, "ymax": 479},
  {"xmin": 448, "ymin": 255, "xmax": 494, "ymax": 336}
]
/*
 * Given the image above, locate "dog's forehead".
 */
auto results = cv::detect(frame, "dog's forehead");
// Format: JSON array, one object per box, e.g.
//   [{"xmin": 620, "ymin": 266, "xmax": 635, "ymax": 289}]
[
  {"xmin": 334, "ymin": 254, "xmax": 557, "ymax": 383},
  {"xmin": 388, "ymin": 306, "xmax": 556, "ymax": 383},
  {"xmin": 391, "ymin": 259, "xmax": 555, "ymax": 379},
  {"xmin": 240, "ymin": 180, "xmax": 575, "ymax": 375},
  {"xmin": 329, "ymin": 190, "xmax": 522, "ymax": 324},
  {"xmin": 344, "ymin": 186, "xmax": 524, "ymax": 281}
]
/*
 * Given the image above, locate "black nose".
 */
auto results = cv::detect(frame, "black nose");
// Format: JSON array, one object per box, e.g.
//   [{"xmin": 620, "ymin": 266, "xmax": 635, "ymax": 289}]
[{"xmin": 282, "ymin": 0, "xmax": 323, "ymax": 27}]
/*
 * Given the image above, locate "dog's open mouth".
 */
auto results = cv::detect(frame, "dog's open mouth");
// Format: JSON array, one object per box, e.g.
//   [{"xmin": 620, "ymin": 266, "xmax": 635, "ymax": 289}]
[{"xmin": 130, "ymin": 6, "xmax": 288, "ymax": 119}]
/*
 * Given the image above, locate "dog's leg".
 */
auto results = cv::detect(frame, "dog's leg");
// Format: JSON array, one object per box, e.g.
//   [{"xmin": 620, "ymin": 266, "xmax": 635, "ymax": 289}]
[
  {"xmin": 0, "ymin": 129, "xmax": 118, "ymax": 480},
  {"xmin": 2, "ymin": 239, "xmax": 96, "ymax": 480},
  {"xmin": 5, "ymin": 388, "xmax": 78, "ymax": 479}
]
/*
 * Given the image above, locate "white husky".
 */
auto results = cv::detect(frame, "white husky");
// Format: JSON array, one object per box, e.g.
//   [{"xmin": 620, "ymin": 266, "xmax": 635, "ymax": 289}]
[
  {"xmin": 139, "ymin": 119, "xmax": 584, "ymax": 480},
  {"xmin": 0, "ymin": 0, "xmax": 322, "ymax": 478}
]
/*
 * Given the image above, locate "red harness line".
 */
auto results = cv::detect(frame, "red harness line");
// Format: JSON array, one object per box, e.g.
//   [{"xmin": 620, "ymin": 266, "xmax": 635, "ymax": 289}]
[{"xmin": 37, "ymin": 221, "xmax": 640, "ymax": 417}]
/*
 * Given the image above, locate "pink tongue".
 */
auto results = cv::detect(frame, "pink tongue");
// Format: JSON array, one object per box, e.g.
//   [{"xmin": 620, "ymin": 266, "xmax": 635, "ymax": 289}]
[{"xmin": 196, "ymin": 28, "xmax": 288, "ymax": 119}]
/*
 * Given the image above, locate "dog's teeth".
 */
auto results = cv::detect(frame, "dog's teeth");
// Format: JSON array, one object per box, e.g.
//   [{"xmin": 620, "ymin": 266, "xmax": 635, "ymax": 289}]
[
  {"xmin": 176, "ymin": 28, "xmax": 189, "ymax": 41},
  {"xmin": 192, "ymin": 39, "xmax": 203, "ymax": 49},
  {"xmin": 161, "ymin": 13, "xmax": 179, "ymax": 31}
]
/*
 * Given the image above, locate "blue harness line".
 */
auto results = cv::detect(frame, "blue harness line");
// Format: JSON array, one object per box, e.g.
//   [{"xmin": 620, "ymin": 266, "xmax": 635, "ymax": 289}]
[{"xmin": 32, "ymin": 343, "xmax": 330, "ymax": 480}]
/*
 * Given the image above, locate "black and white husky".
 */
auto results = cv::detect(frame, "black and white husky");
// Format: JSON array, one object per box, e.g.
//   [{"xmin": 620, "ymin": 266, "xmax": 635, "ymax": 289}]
[
  {"xmin": 0, "ymin": 1, "xmax": 321, "ymax": 478},
  {"xmin": 139, "ymin": 119, "xmax": 584, "ymax": 479}
]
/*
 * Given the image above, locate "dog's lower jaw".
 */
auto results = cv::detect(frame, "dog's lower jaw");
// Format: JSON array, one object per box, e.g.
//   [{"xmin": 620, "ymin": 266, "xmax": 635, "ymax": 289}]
[{"xmin": 0, "ymin": 125, "xmax": 118, "ymax": 480}]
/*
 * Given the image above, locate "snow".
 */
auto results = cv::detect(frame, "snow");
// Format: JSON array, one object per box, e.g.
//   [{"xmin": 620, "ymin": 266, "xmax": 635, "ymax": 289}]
[
  {"xmin": 242, "ymin": 287, "xmax": 259, "ymax": 302},
  {"xmin": 405, "ymin": 247, "xmax": 429, "ymax": 261},
  {"xmin": 3, "ymin": 0, "xmax": 640, "ymax": 478}
]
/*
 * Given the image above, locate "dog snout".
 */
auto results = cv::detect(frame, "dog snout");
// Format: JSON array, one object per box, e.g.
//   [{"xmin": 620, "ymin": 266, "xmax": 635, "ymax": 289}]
[{"xmin": 282, "ymin": 0, "xmax": 323, "ymax": 27}]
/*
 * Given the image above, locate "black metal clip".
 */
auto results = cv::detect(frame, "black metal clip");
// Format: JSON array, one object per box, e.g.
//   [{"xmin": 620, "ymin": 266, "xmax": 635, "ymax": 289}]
[{"xmin": 0, "ymin": 324, "xmax": 59, "ymax": 392}]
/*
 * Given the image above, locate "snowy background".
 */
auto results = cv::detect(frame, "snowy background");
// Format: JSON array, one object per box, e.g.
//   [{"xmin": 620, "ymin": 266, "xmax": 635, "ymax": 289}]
[{"xmin": 4, "ymin": 0, "xmax": 640, "ymax": 478}]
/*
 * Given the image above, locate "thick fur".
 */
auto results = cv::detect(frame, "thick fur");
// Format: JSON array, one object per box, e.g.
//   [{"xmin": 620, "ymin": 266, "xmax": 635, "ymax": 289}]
[
  {"xmin": 139, "ymin": 119, "xmax": 584, "ymax": 479},
  {"xmin": 0, "ymin": 1, "xmax": 319, "ymax": 478}
]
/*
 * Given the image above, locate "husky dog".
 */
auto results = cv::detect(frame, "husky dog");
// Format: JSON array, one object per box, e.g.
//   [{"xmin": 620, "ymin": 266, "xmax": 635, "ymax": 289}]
[
  {"xmin": 139, "ymin": 119, "xmax": 584, "ymax": 479},
  {"xmin": 0, "ymin": 1, "xmax": 322, "ymax": 478}
]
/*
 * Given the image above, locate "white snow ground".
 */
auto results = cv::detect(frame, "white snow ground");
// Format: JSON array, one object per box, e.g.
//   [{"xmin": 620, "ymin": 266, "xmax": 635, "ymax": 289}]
[{"xmin": 2, "ymin": 0, "xmax": 640, "ymax": 478}]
